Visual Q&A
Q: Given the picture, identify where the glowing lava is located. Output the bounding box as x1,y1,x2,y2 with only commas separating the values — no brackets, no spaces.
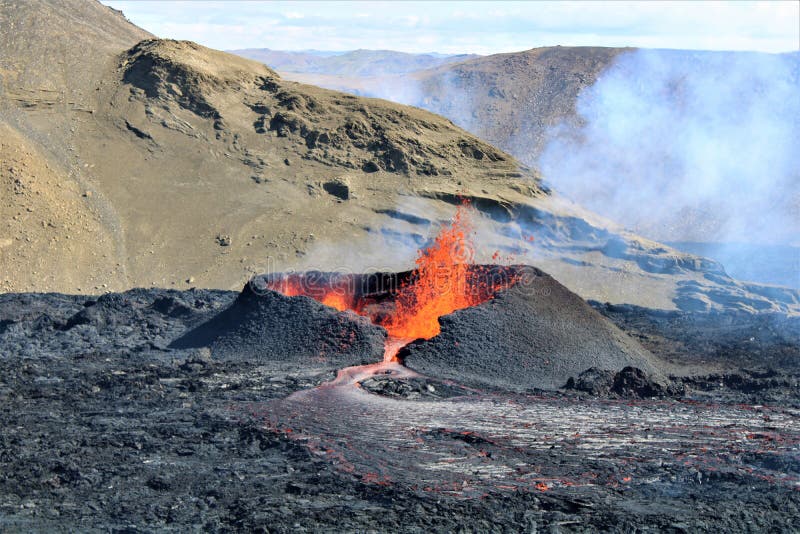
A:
320,292,350,312
383,204,476,340
267,202,519,362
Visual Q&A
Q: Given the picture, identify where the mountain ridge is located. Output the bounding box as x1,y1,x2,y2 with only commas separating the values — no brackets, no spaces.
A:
1,0,796,316
230,48,479,77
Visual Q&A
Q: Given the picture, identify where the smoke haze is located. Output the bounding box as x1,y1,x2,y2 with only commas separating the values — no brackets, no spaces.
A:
539,49,799,248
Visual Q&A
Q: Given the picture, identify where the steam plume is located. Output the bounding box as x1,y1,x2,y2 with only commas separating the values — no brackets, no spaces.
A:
539,48,799,286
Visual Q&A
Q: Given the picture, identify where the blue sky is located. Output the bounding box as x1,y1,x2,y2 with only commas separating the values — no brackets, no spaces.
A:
103,1,799,54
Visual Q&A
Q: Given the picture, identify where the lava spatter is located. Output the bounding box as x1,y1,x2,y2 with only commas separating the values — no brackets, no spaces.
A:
266,202,520,361
383,203,478,341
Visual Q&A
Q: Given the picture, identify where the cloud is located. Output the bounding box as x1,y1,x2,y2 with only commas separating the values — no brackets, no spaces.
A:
103,1,798,54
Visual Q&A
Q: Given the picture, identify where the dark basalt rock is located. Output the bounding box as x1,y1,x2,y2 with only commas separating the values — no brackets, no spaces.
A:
0,289,233,359
592,300,800,370
359,376,475,400
611,366,681,398
322,178,350,200
564,367,616,396
400,266,666,391
566,366,685,398
171,280,386,369
1,281,799,531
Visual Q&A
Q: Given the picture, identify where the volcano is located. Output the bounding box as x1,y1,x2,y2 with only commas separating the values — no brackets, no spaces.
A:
175,204,665,390
175,262,663,390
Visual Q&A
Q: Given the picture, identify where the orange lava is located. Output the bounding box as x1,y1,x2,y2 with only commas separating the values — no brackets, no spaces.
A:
381,337,411,361
267,202,520,362
383,203,477,340
320,292,350,312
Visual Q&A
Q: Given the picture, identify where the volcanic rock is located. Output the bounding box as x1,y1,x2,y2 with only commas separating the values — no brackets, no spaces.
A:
564,367,616,395
322,177,351,200
172,279,386,369
359,376,474,400
565,366,684,398
593,301,800,369
2,284,800,530
400,266,666,391
0,288,234,358
610,366,684,398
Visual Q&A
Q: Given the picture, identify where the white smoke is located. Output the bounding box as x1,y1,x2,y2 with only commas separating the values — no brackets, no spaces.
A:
539,49,800,249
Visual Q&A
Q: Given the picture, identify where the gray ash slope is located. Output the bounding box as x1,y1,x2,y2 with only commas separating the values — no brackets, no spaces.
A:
172,279,386,370
401,266,666,391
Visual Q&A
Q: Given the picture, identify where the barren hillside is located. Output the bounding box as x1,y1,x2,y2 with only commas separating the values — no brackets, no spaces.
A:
272,47,626,161
0,0,795,314
412,46,628,161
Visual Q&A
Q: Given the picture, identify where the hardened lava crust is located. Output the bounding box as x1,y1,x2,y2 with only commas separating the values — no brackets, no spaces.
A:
0,268,799,531
399,266,666,391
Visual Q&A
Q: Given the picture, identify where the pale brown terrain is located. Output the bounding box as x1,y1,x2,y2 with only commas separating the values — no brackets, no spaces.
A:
411,46,628,162
275,46,627,162
0,0,796,314
0,123,121,292
274,48,800,278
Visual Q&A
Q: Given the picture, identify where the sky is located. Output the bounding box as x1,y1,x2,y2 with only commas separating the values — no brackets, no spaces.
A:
102,1,799,55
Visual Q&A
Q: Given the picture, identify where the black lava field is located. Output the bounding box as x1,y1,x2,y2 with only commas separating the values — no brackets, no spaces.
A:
1,268,799,531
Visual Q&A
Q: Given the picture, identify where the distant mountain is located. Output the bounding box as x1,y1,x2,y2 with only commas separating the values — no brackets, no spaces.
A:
238,46,622,159
410,46,627,161
230,48,478,77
